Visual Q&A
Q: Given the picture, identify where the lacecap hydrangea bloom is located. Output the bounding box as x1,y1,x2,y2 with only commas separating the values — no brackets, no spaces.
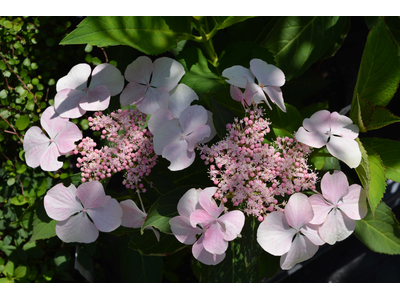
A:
54,63,124,118
44,181,122,243
23,106,82,172
169,187,245,265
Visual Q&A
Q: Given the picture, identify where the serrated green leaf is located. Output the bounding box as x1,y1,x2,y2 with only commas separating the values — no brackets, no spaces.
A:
352,17,400,107
61,16,192,55
362,138,400,182
354,201,400,254
261,16,349,80
213,16,255,30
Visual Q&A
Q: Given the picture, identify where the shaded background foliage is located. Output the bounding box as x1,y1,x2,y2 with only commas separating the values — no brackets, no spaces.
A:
1,16,400,282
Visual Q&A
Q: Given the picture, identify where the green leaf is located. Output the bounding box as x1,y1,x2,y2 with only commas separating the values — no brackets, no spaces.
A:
351,17,400,107
14,266,27,279
15,115,30,131
213,16,255,30
177,47,226,101
362,138,400,182
385,16,400,56
60,16,192,55
142,186,192,234
209,98,238,139
355,139,386,215
203,87,245,119
260,16,349,80
354,202,400,254
263,102,303,137
30,200,57,242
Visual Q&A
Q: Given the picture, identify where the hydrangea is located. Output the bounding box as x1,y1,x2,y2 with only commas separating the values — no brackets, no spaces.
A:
23,106,82,171
44,181,122,243
54,63,124,118
257,193,325,270
295,110,361,168
169,187,245,265
120,56,185,115
222,59,286,111
309,170,368,244
198,107,318,220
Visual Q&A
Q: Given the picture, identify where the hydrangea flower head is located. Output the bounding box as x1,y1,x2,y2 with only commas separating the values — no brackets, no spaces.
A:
309,170,368,245
120,56,185,115
222,58,286,112
44,181,123,243
295,110,361,168
257,193,324,270
23,106,82,171
169,187,245,265
55,63,124,118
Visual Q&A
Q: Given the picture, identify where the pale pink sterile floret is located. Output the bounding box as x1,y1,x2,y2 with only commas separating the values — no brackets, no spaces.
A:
54,63,124,118
44,181,123,243
23,106,82,171
222,58,286,112
295,110,361,168
120,199,147,228
153,105,213,171
257,193,324,270
309,170,368,245
120,56,185,115
169,187,245,265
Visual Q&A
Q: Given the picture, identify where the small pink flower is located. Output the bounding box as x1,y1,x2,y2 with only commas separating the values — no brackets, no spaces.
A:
295,110,361,168
170,187,245,265
44,181,123,243
309,170,368,245
23,106,82,171
257,193,324,270
55,63,124,118
120,56,185,115
222,59,286,111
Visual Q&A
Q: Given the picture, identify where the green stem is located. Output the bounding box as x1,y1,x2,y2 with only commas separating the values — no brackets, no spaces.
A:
191,17,219,67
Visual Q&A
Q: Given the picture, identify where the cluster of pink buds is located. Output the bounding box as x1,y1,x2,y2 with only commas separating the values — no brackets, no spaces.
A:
74,109,157,193
198,107,318,221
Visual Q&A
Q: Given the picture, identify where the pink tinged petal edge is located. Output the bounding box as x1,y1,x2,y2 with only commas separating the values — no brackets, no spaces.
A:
284,193,314,230
308,194,333,225
87,197,122,232
177,188,202,218
246,81,266,106
318,209,356,245
326,136,362,168
257,211,295,256
222,65,255,88
124,56,153,84
301,223,325,246
23,126,50,168
192,235,226,265
136,86,170,115
120,200,147,228
168,83,198,118
90,63,124,96
320,170,350,205
40,106,68,138
162,139,195,171
339,184,368,220
190,209,215,229
218,210,245,240
303,110,332,133
119,81,147,107
295,127,329,149
330,111,359,140
202,222,229,255
56,63,91,92
280,234,319,270
262,86,286,112
230,85,244,104
186,124,211,152
169,216,202,245
198,187,223,219
151,57,185,91
56,212,99,243
44,183,82,221
249,59,286,87
79,85,110,112
39,142,63,172
54,121,82,155
198,110,216,144
54,88,86,119
76,181,108,209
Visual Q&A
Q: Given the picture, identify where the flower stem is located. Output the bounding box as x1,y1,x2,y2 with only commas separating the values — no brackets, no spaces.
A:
191,17,219,67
